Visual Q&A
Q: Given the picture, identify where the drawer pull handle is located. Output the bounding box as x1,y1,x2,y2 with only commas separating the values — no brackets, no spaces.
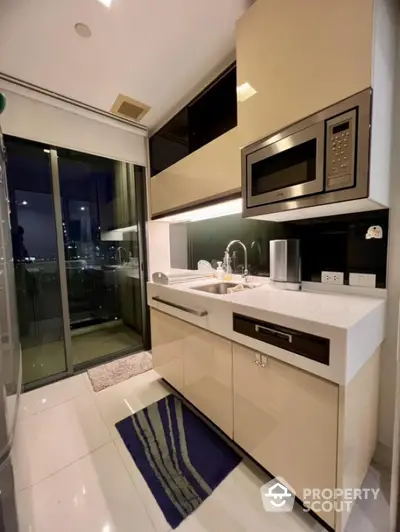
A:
255,324,293,343
152,297,208,317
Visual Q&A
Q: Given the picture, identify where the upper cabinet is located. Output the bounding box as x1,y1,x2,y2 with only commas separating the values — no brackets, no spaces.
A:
150,108,190,178
236,0,375,149
237,0,397,220
150,127,240,217
150,64,239,218
150,65,237,177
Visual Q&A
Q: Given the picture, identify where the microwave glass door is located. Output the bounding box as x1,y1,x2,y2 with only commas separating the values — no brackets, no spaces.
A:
246,122,325,207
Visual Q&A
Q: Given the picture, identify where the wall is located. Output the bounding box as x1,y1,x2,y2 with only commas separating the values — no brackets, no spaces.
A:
187,211,389,287
0,81,147,166
295,212,389,288
170,224,188,269
188,214,291,275
147,221,171,277
381,21,400,459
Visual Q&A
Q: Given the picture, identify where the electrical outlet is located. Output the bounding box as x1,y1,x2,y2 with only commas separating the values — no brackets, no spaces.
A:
349,273,376,288
321,271,344,285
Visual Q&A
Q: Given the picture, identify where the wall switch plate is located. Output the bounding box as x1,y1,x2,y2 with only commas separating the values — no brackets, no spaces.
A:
321,271,344,285
349,273,376,288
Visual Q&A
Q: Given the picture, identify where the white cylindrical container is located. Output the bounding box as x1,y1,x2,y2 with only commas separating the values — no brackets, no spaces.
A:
216,261,225,280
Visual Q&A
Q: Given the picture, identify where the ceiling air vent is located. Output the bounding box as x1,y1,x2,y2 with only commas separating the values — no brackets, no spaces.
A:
111,94,150,121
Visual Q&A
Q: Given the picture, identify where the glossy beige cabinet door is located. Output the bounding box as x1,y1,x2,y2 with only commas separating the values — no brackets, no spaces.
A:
150,309,190,391
183,328,233,437
151,127,240,217
236,0,374,148
233,343,338,528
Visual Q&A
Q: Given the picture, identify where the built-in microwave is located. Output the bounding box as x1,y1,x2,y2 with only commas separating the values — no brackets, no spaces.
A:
242,89,372,217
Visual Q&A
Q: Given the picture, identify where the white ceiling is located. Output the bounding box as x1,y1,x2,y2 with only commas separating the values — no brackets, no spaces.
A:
0,0,249,131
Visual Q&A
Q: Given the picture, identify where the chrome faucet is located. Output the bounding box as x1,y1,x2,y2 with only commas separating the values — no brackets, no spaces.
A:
116,246,129,264
225,240,248,281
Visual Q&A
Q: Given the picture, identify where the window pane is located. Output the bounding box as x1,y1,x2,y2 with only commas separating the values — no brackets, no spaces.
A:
57,149,143,367
5,136,67,384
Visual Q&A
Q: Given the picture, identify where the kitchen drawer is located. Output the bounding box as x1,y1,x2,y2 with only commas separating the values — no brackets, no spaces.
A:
233,313,330,366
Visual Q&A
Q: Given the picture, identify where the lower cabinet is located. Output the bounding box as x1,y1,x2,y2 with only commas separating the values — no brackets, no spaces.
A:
183,327,233,437
151,309,339,528
151,308,234,437
233,343,338,528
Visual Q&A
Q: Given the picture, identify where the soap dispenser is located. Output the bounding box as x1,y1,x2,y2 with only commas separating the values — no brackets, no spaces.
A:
216,261,225,280
223,251,233,281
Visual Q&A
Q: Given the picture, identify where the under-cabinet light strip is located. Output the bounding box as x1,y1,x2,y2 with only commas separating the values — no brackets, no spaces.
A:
157,198,243,223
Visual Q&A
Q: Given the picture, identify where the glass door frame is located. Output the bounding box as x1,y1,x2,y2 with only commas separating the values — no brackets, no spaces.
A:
23,148,150,391
50,149,73,375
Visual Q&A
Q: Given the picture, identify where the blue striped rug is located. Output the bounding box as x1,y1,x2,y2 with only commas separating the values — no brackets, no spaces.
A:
116,394,241,529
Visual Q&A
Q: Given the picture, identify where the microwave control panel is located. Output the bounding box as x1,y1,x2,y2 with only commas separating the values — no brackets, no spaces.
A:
325,109,357,192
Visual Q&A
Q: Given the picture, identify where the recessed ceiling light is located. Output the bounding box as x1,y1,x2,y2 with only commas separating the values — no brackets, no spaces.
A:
96,0,113,6
74,23,92,39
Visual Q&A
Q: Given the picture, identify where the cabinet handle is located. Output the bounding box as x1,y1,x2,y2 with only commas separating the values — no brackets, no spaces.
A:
152,297,208,317
255,324,293,343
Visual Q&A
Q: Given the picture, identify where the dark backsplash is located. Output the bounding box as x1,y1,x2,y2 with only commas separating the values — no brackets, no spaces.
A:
187,210,389,288
188,215,295,276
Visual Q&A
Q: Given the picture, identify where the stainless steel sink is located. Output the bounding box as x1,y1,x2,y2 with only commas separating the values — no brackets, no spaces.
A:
192,282,257,295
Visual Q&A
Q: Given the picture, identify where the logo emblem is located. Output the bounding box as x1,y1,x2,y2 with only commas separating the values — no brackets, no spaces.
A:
261,477,296,513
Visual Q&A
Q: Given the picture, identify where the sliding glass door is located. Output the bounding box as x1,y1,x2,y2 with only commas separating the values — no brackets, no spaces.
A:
5,138,68,385
57,148,145,369
5,136,148,387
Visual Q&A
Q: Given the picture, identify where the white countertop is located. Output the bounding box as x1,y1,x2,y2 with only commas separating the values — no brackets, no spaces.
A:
147,276,386,385
226,285,383,329
169,277,383,329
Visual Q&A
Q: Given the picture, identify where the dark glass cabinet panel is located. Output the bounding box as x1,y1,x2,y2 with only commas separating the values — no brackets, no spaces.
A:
188,67,237,152
150,64,237,177
149,109,189,176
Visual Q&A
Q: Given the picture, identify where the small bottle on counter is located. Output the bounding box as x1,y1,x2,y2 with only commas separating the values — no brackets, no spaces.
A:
216,261,225,280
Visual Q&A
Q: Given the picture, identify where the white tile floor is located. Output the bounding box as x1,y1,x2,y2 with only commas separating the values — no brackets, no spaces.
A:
14,362,390,532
